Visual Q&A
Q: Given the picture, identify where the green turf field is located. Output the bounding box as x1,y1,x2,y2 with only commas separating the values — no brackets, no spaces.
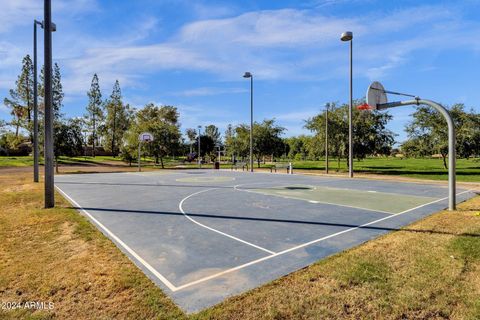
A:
1,156,479,182
290,157,480,182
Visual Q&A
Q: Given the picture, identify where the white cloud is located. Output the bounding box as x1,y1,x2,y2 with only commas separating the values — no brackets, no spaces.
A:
0,0,99,34
2,2,480,121
178,9,363,47
0,0,43,33
60,8,364,94
60,3,480,96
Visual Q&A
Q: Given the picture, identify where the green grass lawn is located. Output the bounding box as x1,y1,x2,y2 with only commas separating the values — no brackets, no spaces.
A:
0,155,124,167
291,157,480,182
0,156,36,167
1,156,479,182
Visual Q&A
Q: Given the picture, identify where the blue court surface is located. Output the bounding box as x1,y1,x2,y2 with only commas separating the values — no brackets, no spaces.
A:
55,170,476,313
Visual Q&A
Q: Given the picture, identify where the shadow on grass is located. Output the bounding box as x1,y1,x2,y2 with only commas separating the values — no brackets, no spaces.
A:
69,206,480,238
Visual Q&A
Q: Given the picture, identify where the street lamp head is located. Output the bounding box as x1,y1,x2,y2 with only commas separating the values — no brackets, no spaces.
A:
37,20,56,32
243,72,252,78
340,31,353,41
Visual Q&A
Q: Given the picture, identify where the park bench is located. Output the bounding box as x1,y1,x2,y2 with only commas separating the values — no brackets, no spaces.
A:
231,162,248,171
270,162,293,174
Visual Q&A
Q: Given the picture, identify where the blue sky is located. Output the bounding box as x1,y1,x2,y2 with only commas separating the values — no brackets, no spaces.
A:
1,0,479,143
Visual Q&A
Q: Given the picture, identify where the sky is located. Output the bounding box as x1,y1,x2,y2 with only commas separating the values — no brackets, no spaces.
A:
1,0,479,143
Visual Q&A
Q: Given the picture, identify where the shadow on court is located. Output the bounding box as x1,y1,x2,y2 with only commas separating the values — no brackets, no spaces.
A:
70,206,480,238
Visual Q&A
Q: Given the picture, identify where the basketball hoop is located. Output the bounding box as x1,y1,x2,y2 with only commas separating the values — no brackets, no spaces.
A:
137,132,153,172
139,132,154,142
366,81,387,110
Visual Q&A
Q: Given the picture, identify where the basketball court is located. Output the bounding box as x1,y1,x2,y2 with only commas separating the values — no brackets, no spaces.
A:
55,170,476,313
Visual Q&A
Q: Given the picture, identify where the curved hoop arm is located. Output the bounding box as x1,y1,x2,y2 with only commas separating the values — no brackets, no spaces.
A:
379,99,456,210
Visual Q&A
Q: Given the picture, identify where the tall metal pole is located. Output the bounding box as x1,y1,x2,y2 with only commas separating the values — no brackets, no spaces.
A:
378,99,456,210
249,76,253,172
425,100,456,210
112,103,116,157
325,104,329,174
348,39,353,178
198,126,201,168
33,21,41,183
138,142,141,172
44,0,54,208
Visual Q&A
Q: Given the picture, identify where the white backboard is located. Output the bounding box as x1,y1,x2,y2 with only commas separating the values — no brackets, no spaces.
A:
139,132,154,142
366,81,388,109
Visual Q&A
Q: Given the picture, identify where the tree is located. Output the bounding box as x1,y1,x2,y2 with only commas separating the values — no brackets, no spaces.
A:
52,63,64,121
196,135,215,159
123,104,181,168
103,80,132,156
204,124,221,145
305,102,347,169
305,101,395,169
120,142,137,166
185,128,197,154
3,55,34,137
0,120,7,135
405,104,480,167
233,119,286,167
454,106,480,159
69,117,89,158
285,135,312,160
85,74,104,157
353,107,395,159
54,118,84,172
224,124,237,160
252,119,286,166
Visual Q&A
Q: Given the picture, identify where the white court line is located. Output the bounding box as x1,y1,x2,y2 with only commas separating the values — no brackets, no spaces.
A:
55,185,178,291
178,188,276,255
233,183,396,215
174,188,475,290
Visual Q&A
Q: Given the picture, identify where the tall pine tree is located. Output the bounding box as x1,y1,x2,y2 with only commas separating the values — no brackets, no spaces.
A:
52,63,64,121
3,55,34,137
36,63,65,156
103,80,132,156
85,74,104,157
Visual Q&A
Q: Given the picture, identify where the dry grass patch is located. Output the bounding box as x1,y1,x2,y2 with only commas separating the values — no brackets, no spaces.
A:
0,172,185,320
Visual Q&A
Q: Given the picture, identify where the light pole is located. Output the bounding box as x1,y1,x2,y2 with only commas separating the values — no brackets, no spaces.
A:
325,103,329,174
33,20,42,183
243,72,253,172
197,125,201,168
341,31,353,178
33,19,56,183
44,0,55,208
